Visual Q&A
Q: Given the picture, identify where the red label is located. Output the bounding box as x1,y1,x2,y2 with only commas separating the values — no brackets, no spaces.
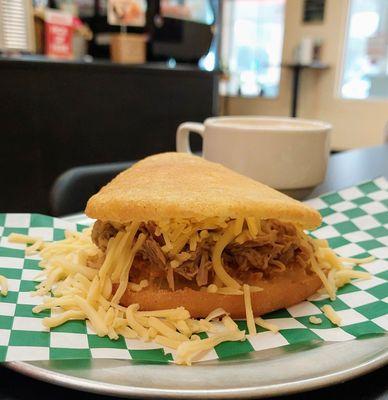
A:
45,10,73,59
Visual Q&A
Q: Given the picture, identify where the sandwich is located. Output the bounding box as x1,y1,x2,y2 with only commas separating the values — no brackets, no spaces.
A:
84,152,340,318
10,152,370,364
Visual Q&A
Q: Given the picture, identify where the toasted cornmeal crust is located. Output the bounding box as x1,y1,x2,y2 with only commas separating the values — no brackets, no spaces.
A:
118,268,322,318
86,152,321,229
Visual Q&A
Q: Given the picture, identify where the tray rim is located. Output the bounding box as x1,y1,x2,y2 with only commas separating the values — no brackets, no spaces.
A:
5,348,388,399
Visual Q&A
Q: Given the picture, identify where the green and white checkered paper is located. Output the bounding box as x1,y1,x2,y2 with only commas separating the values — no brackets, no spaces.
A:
0,178,387,363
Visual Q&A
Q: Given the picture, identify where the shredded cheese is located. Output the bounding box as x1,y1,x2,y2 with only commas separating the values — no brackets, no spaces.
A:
334,269,371,288
254,317,279,333
116,326,138,339
111,233,147,304
243,284,256,336
154,335,182,350
137,307,190,320
246,217,259,237
7,233,44,256
207,284,218,293
249,286,263,293
205,307,228,322
25,239,44,255
126,304,148,338
310,256,336,300
43,310,85,328
233,218,244,235
98,231,124,282
321,305,341,326
212,221,241,289
146,327,159,340
7,233,40,244
74,295,109,336
134,314,150,328
128,279,149,292
222,315,239,332
7,211,372,365
217,287,244,295
176,330,245,365
340,256,375,264
148,317,188,342
0,275,8,296
174,320,191,337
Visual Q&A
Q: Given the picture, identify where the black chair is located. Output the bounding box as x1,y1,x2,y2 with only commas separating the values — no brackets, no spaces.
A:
50,161,135,217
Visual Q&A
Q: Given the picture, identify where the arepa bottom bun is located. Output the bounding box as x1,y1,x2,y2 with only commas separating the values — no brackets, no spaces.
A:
119,267,322,319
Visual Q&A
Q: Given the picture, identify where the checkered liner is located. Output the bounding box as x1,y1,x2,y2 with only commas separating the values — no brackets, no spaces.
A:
0,178,387,363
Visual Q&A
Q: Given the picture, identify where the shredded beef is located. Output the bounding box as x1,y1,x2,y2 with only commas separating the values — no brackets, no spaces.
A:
196,252,211,286
174,261,199,280
91,221,118,251
92,219,311,289
139,237,166,269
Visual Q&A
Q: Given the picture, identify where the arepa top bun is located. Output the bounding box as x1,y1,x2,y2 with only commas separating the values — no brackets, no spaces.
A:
86,152,321,229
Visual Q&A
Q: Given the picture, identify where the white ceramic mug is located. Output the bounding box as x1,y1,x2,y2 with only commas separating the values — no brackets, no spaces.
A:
176,116,331,189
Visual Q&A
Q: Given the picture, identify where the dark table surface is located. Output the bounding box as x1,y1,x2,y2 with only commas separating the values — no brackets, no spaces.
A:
283,143,388,200
1,144,387,400
310,143,388,197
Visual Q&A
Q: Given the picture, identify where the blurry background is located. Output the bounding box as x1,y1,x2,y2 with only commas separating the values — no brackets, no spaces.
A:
0,0,387,213
220,0,388,150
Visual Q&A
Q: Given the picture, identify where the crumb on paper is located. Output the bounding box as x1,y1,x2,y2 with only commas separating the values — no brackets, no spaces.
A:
309,316,322,325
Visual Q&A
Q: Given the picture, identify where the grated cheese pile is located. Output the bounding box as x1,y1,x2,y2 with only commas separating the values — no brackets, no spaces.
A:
7,216,372,365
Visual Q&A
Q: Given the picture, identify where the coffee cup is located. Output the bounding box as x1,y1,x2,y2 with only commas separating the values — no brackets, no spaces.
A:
176,116,331,190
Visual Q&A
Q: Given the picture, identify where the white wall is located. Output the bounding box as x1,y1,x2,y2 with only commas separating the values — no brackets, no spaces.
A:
222,0,388,150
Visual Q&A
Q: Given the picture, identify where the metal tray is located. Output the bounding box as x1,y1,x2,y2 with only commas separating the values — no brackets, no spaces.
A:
5,214,388,398
6,336,388,398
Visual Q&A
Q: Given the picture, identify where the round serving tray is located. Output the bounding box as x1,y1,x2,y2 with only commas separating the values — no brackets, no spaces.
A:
7,336,388,398
6,214,388,398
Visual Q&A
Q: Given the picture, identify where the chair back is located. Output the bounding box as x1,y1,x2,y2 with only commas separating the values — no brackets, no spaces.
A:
50,162,133,216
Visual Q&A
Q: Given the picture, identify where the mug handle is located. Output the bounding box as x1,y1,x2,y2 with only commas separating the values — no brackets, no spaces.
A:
176,122,205,154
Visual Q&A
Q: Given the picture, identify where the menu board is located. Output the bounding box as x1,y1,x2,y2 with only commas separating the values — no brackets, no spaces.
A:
160,0,214,25
107,0,146,27
303,0,325,23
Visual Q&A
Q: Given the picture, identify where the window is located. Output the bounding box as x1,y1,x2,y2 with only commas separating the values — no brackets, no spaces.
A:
340,0,388,99
221,0,285,98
